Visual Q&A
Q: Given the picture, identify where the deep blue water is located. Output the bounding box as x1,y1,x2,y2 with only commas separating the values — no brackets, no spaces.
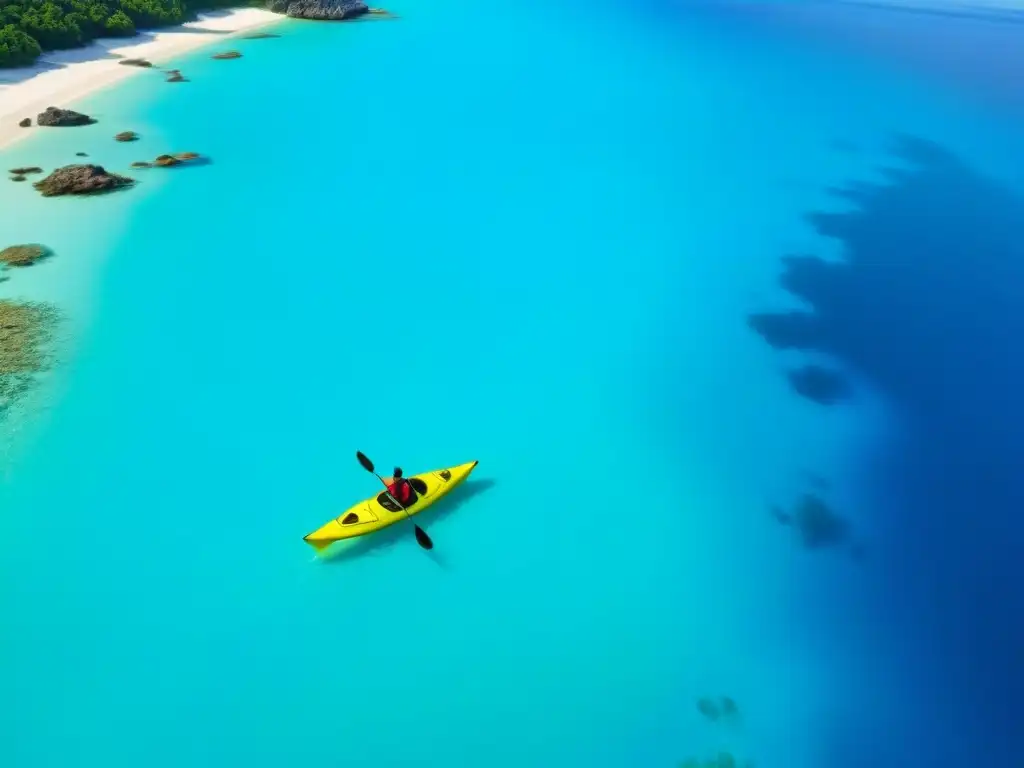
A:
2,1,1024,767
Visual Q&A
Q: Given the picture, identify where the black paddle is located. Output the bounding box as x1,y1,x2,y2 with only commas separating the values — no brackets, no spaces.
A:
356,450,434,550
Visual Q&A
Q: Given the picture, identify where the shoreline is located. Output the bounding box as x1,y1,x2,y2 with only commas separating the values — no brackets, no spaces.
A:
0,8,283,154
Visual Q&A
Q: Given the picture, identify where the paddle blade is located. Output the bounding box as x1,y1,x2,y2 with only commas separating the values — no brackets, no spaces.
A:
356,451,375,473
414,525,434,550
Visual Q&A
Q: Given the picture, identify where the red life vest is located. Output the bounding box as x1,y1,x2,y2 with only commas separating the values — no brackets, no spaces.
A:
387,479,412,505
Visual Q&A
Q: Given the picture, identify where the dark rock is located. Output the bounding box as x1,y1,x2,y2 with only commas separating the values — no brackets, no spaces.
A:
240,31,281,38
792,493,849,549
211,50,242,60
153,154,181,167
0,244,49,267
32,164,134,197
115,131,139,142
10,176,26,182
130,161,152,169
19,118,31,128
696,697,721,721
166,72,187,83
276,0,369,20
8,167,42,175
786,364,851,405
119,58,153,68
719,696,739,717
37,106,96,127
75,152,88,157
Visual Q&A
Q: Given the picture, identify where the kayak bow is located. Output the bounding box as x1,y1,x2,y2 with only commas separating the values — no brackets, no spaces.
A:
303,460,479,551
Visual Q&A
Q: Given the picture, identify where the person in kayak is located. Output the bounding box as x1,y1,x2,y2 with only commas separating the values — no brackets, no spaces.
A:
387,467,418,507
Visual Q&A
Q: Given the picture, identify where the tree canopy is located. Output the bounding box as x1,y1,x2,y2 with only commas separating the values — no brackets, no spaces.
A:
0,0,250,67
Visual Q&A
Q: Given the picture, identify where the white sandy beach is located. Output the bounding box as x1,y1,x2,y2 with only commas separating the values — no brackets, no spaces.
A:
0,8,282,153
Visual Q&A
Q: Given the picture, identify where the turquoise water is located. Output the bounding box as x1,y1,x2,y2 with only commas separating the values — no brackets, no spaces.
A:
3,2,1024,766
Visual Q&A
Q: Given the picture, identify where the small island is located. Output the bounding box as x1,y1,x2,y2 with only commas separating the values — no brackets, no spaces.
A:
37,106,96,127
33,164,134,197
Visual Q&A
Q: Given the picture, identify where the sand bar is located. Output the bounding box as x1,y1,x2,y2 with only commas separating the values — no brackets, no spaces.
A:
0,8,282,153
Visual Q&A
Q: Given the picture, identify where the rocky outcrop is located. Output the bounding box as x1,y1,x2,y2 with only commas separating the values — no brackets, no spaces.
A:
119,58,153,67
141,152,203,168
0,245,49,267
8,167,42,175
211,50,242,60
269,0,368,20
115,131,139,142
32,164,134,197
37,106,96,127
19,118,31,128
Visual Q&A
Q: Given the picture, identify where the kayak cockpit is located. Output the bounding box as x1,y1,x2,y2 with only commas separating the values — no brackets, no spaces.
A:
375,477,429,512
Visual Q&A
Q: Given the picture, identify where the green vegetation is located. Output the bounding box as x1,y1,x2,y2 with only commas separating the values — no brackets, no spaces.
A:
0,0,256,68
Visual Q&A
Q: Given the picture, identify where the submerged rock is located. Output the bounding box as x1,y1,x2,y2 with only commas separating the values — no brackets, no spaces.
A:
174,152,200,160
10,175,26,182
211,50,242,60
272,0,369,20
793,493,849,549
367,6,398,17
115,131,139,142
240,31,281,38
32,164,134,197
697,697,721,721
787,364,850,405
8,167,42,175
166,71,187,83
0,244,48,267
75,152,88,157
719,696,739,718
37,106,96,127
19,117,31,128
130,161,152,169
0,299,59,409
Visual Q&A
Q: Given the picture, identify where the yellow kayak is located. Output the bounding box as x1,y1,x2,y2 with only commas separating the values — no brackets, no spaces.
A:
303,460,479,551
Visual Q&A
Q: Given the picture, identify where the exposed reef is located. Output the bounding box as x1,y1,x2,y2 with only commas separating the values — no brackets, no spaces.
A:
115,131,139,142
37,106,96,127
33,164,133,197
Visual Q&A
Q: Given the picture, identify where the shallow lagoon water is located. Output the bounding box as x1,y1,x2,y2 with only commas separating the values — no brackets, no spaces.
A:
2,1,1024,766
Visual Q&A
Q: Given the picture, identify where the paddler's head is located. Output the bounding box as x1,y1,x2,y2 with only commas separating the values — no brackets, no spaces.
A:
393,467,403,479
